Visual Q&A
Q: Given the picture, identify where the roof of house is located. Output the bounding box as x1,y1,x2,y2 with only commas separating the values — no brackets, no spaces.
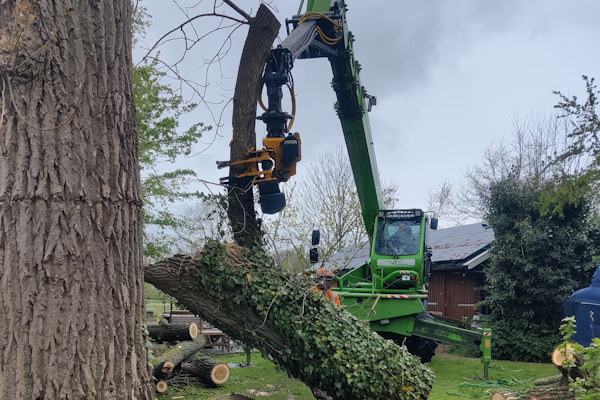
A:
429,222,495,266
320,241,371,272
317,222,495,272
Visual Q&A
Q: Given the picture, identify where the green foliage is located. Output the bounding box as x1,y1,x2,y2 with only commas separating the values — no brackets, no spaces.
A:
183,241,435,399
554,76,600,173
484,175,599,362
132,2,151,46
559,316,600,399
536,174,592,218
144,283,175,303
545,75,600,218
133,59,212,258
134,60,208,168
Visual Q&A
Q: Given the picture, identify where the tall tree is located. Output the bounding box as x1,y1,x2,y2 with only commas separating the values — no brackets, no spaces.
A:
484,175,599,362
134,59,210,259
537,75,600,219
430,113,580,224
0,1,153,398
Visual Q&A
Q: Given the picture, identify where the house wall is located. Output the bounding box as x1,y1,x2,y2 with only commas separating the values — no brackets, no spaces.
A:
428,270,481,320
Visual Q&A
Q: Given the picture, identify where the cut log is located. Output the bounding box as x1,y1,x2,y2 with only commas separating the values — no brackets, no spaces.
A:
161,361,175,375
534,374,566,386
491,391,518,400
144,242,435,400
149,337,206,380
181,356,231,386
155,380,168,393
147,322,198,342
551,343,585,381
491,384,576,400
522,384,575,399
551,343,576,367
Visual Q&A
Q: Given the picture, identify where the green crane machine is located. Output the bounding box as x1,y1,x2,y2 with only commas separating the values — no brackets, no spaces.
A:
223,0,492,374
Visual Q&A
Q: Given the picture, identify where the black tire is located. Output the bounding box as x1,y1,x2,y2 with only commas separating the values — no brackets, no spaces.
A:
405,336,438,363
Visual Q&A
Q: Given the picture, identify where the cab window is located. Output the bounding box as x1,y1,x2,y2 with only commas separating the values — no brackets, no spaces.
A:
375,219,421,256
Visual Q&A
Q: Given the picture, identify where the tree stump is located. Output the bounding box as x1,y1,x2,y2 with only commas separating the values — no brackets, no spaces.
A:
181,356,231,386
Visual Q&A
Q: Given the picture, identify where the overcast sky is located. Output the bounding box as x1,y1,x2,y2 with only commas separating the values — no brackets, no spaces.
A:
137,0,600,218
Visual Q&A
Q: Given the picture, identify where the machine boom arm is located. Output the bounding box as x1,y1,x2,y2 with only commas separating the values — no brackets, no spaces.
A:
261,0,384,237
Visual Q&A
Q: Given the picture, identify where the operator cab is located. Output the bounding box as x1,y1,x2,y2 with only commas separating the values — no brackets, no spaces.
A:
370,210,427,291
375,210,426,257
376,218,421,256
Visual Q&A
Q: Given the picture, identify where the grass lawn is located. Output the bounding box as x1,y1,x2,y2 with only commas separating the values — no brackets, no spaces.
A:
156,351,558,400
156,352,314,400
428,353,556,399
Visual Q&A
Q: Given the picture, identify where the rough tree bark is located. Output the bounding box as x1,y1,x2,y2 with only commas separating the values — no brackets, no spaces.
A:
0,1,154,398
144,243,435,400
227,4,280,248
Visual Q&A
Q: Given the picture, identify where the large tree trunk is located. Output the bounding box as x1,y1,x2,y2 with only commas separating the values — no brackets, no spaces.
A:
228,4,280,248
144,242,435,400
0,1,153,399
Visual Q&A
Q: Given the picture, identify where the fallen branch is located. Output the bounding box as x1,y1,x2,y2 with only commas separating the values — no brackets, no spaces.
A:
144,241,434,400
147,322,199,342
150,337,206,380
181,356,231,386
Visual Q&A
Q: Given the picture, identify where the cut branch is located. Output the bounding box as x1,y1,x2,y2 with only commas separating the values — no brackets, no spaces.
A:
143,242,434,399
181,356,231,386
147,322,199,342
150,337,207,380
222,0,253,23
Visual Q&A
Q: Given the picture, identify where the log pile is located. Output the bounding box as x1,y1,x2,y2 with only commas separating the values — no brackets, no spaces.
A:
491,344,582,400
144,241,435,400
491,384,575,400
148,334,231,393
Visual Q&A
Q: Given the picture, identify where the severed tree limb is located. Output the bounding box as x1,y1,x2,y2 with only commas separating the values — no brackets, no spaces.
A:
150,337,207,380
155,380,168,393
147,322,198,342
228,4,281,248
181,356,231,386
144,242,434,400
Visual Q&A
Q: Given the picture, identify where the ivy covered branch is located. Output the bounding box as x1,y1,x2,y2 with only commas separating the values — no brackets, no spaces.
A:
144,242,434,400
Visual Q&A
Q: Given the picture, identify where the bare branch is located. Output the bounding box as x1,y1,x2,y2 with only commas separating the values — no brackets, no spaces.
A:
139,12,248,65
221,0,253,22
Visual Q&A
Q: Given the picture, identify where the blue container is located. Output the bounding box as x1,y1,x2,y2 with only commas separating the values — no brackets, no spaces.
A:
564,266,600,347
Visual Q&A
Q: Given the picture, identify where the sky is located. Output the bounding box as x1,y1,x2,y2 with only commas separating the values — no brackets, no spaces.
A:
136,0,600,217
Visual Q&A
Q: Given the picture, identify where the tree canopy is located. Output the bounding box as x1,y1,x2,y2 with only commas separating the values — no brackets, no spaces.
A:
484,174,599,362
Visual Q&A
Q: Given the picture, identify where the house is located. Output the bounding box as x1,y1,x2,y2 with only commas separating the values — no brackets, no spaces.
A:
319,222,495,322
427,223,494,321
